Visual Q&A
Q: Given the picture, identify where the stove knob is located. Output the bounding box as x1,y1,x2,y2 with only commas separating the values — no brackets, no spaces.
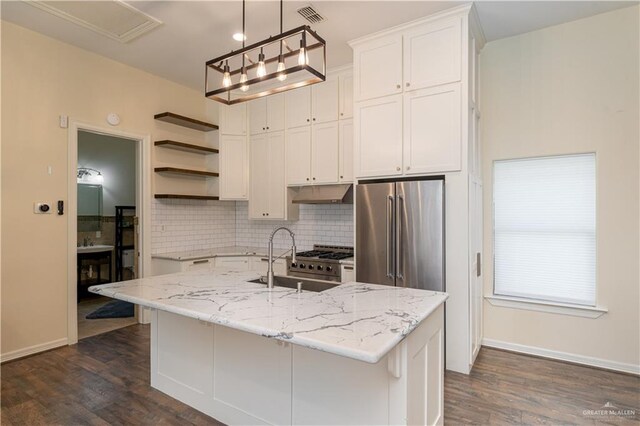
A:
326,266,332,272
291,262,297,268
308,264,314,270
299,263,305,269
317,265,324,271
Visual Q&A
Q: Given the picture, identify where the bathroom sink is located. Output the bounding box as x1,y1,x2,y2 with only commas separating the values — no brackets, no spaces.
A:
248,276,338,293
77,245,114,254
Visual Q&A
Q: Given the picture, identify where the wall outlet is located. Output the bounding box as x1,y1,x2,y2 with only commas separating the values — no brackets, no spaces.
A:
34,202,52,214
96,231,101,238
59,115,68,128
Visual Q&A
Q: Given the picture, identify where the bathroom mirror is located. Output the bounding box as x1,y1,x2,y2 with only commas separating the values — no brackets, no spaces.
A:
77,184,103,231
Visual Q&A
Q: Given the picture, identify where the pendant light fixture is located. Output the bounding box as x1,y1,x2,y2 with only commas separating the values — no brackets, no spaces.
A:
205,0,326,105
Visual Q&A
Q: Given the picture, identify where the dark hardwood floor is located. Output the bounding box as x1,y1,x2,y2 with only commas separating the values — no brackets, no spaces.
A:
1,324,638,425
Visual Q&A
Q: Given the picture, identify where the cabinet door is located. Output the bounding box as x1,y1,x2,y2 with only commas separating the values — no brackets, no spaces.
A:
339,74,354,119
220,103,247,135
220,134,248,200
311,121,339,184
286,126,312,186
214,256,250,272
469,178,483,365
182,258,213,272
354,33,402,101
267,131,286,219
355,94,403,178
339,119,354,183
249,98,267,134
285,87,311,128
403,18,462,92
312,80,339,124
267,93,285,132
249,134,270,219
404,83,461,174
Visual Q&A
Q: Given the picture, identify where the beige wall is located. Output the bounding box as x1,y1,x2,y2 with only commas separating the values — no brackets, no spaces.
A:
480,6,639,370
1,21,216,357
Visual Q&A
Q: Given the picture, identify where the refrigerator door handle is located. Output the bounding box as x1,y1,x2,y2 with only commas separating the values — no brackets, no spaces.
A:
396,194,404,281
386,195,395,278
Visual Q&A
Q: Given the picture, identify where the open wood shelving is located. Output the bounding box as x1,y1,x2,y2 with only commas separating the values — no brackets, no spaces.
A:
154,167,219,178
155,140,219,154
154,112,218,132
155,194,220,201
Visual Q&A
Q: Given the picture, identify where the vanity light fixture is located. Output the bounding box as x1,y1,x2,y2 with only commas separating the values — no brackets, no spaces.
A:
205,0,326,105
77,167,104,185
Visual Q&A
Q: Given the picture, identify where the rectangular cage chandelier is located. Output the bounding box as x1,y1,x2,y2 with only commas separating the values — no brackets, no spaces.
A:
205,1,326,105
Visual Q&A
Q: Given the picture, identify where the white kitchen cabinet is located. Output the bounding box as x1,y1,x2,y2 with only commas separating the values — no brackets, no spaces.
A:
151,257,213,275
339,119,354,183
339,74,354,119
403,83,461,174
214,256,250,271
311,80,339,124
219,134,248,200
340,264,355,283
220,103,246,135
354,33,403,102
249,131,290,220
286,126,312,186
403,17,462,92
355,94,403,178
285,87,311,128
311,121,339,184
469,177,483,364
251,257,286,276
249,94,285,134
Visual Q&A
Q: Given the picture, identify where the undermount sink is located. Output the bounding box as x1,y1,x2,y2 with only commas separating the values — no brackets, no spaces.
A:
77,244,114,254
249,276,339,293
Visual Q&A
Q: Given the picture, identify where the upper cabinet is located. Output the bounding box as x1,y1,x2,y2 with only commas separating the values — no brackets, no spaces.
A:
220,134,248,200
339,75,354,119
354,34,403,101
249,93,285,134
403,17,462,92
285,88,312,129
220,104,247,135
350,9,473,179
311,80,339,124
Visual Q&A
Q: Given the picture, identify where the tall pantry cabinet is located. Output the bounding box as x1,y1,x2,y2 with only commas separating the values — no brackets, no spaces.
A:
349,4,485,374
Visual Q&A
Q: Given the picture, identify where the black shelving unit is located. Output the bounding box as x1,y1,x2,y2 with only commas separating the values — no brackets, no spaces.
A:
115,206,136,281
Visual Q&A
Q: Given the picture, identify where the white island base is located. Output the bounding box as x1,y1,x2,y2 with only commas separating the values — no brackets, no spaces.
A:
150,305,444,426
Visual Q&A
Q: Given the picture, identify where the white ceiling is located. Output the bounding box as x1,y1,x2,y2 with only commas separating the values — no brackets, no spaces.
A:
2,1,636,91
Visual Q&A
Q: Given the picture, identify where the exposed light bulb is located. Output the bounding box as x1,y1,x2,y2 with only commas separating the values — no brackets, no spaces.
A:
239,68,249,92
222,62,232,88
232,33,247,42
256,50,267,78
298,39,308,66
276,57,287,81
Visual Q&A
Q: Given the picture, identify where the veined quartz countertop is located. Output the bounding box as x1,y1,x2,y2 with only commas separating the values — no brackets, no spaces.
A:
89,270,447,363
151,246,289,261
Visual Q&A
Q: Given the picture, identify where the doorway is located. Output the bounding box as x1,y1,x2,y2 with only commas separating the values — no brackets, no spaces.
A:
67,122,151,344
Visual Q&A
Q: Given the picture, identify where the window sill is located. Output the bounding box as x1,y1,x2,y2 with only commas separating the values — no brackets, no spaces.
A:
485,295,608,318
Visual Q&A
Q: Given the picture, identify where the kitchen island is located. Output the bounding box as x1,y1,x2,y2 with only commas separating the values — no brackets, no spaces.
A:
90,270,447,425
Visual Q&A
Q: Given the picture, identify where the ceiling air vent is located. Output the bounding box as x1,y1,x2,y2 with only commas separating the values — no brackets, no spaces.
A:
297,5,326,24
25,0,162,43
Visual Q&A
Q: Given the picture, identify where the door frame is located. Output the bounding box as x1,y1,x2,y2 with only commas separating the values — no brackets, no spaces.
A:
67,120,151,345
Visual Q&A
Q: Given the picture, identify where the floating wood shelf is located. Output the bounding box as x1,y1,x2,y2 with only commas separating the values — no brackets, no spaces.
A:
155,194,220,200
154,112,218,132
155,140,219,154
154,167,219,178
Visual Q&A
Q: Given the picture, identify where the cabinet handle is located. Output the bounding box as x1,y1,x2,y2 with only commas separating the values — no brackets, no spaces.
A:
340,175,344,179
306,178,310,181
267,126,270,130
396,166,401,171
313,118,316,121
406,166,411,171
340,113,344,116
396,84,401,89
312,177,316,180
406,82,410,87
192,259,209,265
306,118,310,122
262,127,265,130
344,266,354,271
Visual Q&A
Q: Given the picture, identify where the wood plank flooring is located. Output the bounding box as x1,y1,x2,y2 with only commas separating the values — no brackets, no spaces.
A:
2,324,638,425
77,296,137,340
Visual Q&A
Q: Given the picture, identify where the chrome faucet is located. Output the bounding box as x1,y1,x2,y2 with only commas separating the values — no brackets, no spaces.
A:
267,227,296,290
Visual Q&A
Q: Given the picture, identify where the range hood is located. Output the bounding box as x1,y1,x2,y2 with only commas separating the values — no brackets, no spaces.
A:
292,184,353,204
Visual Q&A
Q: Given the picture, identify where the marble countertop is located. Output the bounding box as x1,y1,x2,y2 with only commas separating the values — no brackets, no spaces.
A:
151,246,289,261
89,270,447,363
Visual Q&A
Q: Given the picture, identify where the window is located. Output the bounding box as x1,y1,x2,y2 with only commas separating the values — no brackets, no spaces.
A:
493,154,596,306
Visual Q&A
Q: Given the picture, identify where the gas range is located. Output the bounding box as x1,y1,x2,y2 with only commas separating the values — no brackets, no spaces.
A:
287,245,354,282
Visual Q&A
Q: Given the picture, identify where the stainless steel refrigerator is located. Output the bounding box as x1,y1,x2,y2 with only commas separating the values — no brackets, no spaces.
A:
356,178,444,291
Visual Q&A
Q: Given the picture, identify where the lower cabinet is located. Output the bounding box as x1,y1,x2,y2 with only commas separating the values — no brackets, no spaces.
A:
214,256,250,272
152,256,287,276
251,257,286,276
340,264,355,283
151,257,214,275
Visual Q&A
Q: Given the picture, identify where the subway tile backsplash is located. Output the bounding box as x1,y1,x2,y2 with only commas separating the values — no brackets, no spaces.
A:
151,199,354,254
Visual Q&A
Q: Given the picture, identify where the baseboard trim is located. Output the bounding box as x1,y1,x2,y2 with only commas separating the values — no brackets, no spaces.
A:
1,338,68,363
482,338,640,376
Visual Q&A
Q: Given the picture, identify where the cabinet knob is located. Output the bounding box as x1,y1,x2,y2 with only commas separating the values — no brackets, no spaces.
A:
406,82,410,87
262,127,265,130
312,118,316,121
266,213,269,216
406,166,411,170
306,118,310,122
396,84,401,89
267,126,270,130
340,175,344,179
312,177,316,180
396,166,401,171
340,113,344,116
306,178,310,181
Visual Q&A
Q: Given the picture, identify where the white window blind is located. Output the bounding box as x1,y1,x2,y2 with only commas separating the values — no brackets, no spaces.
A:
493,154,596,306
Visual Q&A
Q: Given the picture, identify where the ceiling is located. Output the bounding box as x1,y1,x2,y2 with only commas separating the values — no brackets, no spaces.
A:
2,1,636,91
